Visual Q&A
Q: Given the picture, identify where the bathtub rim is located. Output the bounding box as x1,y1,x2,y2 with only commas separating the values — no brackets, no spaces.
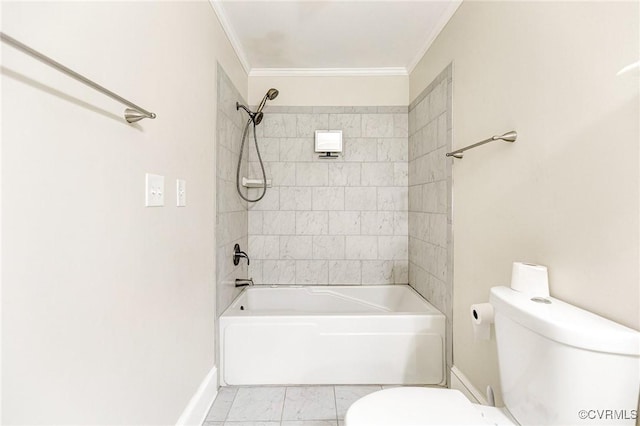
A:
220,284,445,318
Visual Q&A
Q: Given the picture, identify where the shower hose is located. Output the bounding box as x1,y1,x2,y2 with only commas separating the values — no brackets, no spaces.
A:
236,118,267,203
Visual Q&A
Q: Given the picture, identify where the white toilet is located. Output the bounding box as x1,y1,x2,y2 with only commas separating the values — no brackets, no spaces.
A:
345,286,640,425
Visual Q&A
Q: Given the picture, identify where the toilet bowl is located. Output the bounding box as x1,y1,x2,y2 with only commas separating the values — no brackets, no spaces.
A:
345,387,515,426
345,286,640,426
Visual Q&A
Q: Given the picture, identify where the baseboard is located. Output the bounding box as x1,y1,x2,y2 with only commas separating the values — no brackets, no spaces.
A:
450,365,487,405
176,365,218,426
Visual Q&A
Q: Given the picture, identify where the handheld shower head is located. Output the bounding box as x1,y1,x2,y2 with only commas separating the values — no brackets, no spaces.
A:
266,88,279,100
236,88,279,125
256,88,279,114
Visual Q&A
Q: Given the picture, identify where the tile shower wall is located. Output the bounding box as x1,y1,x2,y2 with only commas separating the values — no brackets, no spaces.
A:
408,65,453,372
246,106,409,285
216,64,249,315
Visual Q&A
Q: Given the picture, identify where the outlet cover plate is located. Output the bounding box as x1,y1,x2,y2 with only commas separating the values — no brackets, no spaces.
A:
145,173,164,207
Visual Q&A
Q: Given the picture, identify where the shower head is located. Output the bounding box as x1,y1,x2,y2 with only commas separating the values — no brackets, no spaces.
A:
256,88,279,114
236,88,279,125
266,88,279,101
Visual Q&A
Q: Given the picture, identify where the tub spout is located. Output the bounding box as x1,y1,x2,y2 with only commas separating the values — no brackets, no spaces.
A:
235,278,254,288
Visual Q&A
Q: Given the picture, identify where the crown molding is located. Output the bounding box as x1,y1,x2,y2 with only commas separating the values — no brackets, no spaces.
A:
209,0,251,74
249,67,408,77
211,0,462,77
406,0,463,74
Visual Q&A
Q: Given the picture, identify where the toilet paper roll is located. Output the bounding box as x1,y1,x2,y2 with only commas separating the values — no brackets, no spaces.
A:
511,262,549,297
470,303,494,341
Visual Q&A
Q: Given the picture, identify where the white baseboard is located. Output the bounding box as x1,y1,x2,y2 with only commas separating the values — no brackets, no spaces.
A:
176,365,218,426
450,365,487,405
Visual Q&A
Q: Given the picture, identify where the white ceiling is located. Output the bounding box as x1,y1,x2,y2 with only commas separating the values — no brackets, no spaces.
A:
212,1,462,76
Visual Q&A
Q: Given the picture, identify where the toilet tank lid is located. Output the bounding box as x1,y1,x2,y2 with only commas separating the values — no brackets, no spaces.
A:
489,286,640,356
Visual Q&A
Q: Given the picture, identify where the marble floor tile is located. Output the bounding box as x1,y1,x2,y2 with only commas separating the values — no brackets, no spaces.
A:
205,387,238,421
226,387,286,422
334,385,382,419
282,386,337,421
282,421,338,426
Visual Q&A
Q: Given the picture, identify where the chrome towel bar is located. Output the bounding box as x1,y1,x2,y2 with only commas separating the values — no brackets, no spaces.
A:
1,32,156,123
446,130,517,159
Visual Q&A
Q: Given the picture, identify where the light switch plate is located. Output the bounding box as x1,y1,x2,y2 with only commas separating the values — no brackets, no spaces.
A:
176,179,186,207
145,173,164,207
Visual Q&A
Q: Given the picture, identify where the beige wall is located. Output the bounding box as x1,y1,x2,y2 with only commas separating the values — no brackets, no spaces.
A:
410,1,639,404
1,1,246,424
249,75,408,106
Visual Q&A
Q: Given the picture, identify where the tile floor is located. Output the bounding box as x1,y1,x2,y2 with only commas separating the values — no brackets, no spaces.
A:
203,385,387,426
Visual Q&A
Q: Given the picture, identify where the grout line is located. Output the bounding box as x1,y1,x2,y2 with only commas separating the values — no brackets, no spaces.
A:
224,387,239,423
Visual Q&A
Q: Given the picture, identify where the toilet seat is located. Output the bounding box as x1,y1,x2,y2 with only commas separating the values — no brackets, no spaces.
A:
344,387,516,426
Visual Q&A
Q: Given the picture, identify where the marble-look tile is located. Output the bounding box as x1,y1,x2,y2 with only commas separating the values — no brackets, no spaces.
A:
297,163,328,186
249,235,280,259
249,211,263,235
328,211,361,235
297,113,329,137
249,137,280,162
205,386,238,421
223,422,279,426
280,138,315,162
334,386,382,419
343,138,377,162
408,184,422,212
344,187,377,211
378,106,407,113
262,211,296,235
394,260,409,284
247,187,280,211
282,386,337,421
361,260,394,284
360,211,393,236
329,114,361,138
280,236,313,260
249,260,264,284
377,187,408,211
328,163,361,186
361,163,394,187
393,113,409,137
269,162,296,186
328,260,361,285
282,421,338,426
295,211,328,235
377,138,408,162
263,260,296,284
312,236,346,259
226,387,285,422
378,236,408,260
313,106,345,114
296,260,329,285
345,236,378,260
393,211,408,236
312,187,345,211
280,187,312,211
263,113,297,138
394,162,408,187
203,422,223,426
362,114,394,138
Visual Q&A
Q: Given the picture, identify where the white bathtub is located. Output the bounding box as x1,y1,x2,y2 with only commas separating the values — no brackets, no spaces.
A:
219,285,445,386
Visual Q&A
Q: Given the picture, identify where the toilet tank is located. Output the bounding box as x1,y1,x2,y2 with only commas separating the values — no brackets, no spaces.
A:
490,286,639,426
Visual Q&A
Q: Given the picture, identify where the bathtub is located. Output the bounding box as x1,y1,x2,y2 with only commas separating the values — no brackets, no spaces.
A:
219,285,445,386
